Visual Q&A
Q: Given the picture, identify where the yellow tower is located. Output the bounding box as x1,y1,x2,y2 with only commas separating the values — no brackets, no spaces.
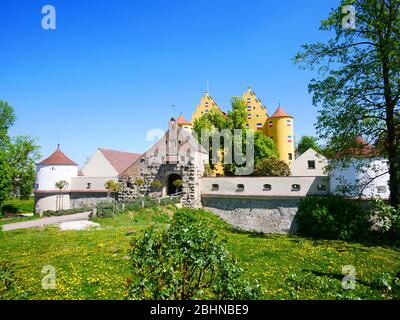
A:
242,87,269,134
191,91,224,122
267,105,295,164
176,115,193,133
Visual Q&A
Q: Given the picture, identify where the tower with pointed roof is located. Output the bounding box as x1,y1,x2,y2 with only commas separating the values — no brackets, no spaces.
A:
267,105,295,164
34,146,78,213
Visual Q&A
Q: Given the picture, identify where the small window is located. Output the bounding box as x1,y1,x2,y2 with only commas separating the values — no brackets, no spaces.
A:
87,183,91,189
205,109,209,113
248,114,252,118
288,153,293,161
317,184,327,191
377,186,387,193
140,158,145,163
247,98,251,102
263,184,272,191
36,184,39,189
205,102,209,106
211,184,219,191
288,135,293,142
257,123,262,128
292,184,301,191
246,124,249,128
287,119,292,126
247,106,251,111
269,121,273,127
308,160,316,169
236,184,245,192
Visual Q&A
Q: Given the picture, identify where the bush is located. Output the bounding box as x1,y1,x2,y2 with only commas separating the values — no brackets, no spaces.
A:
296,196,371,241
125,209,261,300
0,260,18,300
252,158,291,177
372,199,400,239
42,207,90,217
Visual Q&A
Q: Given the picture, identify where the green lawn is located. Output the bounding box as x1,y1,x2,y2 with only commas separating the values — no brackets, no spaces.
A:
1,198,34,214
0,205,399,300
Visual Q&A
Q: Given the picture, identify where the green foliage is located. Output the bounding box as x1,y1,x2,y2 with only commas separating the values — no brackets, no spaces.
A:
226,97,247,130
297,136,323,155
126,209,261,300
0,260,18,300
373,199,400,239
105,180,122,193
252,158,291,177
55,180,69,190
42,207,90,217
294,0,400,206
134,178,145,187
0,150,10,207
0,100,16,144
296,196,371,241
253,131,279,166
150,179,162,189
172,179,183,188
1,198,34,215
7,136,41,199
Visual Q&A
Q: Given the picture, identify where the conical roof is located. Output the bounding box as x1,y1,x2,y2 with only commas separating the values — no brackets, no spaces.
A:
176,115,191,125
38,146,78,166
270,105,292,118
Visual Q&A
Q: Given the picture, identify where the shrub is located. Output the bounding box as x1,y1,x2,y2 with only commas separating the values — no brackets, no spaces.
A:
252,158,291,177
296,196,371,241
125,209,261,300
42,207,90,217
372,199,400,239
0,260,18,300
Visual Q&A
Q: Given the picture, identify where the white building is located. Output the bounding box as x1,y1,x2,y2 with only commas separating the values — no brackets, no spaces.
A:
329,158,390,200
290,148,328,177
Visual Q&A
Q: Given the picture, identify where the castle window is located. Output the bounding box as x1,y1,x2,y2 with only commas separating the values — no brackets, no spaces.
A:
236,184,245,192
205,109,209,113
140,158,145,163
211,184,219,191
292,184,301,191
263,184,272,191
377,186,387,193
257,123,262,128
248,114,251,119
247,98,251,102
87,183,91,189
317,184,327,191
269,121,273,127
308,160,316,169
36,184,39,189
288,153,293,161
287,119,292,126
247,106,251,111
246,124,249,128
288,135,293,143
205,102,209,106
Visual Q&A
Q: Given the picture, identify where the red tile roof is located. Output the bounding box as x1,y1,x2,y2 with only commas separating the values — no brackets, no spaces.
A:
270,106,292,118
38,148,78,166
176,115,191,126
99,148,141,174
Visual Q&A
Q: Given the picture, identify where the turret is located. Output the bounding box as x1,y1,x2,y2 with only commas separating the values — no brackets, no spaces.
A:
267,106,295,164
35,145,78,192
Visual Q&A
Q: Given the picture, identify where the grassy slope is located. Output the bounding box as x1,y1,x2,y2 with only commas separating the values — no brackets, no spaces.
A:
1,198,34,214
0,205,399,300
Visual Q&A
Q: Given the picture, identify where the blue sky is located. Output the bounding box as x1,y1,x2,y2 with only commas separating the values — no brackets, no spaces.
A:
0,0,339,166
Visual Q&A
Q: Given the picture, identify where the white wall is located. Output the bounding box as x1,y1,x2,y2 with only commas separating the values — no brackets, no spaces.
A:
35,165,78,191
70,176,117,190
202,176,330,198
330,158,390,199
81,149,118,177
290,148,328,176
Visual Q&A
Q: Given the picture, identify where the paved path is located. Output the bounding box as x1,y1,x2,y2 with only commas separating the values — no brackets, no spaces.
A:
3,212,91,231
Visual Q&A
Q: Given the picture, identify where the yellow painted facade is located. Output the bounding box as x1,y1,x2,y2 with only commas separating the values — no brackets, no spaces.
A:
242,87,269,134
191,91,224,123
266,110,295,164
180,88,295,176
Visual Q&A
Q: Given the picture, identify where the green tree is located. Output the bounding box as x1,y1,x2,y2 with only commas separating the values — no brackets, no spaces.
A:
294,0,400,207
253,158,291,177
297,135,322,155
254,131,279,166
7,136,41,199
0,151,10,207
125,209,261,300
105,180,122,200
0,100,16,146
55,180,69,211
226,97,248,130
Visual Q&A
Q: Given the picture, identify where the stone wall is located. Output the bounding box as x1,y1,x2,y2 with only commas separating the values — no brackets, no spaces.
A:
202,196,300,234
70,192,110,208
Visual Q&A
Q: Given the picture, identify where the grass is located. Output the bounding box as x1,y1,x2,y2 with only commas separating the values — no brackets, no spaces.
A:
1,198,34,214
0,205,399,300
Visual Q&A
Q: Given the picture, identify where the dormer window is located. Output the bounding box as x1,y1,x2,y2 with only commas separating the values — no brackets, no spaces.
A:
308,160,316,169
